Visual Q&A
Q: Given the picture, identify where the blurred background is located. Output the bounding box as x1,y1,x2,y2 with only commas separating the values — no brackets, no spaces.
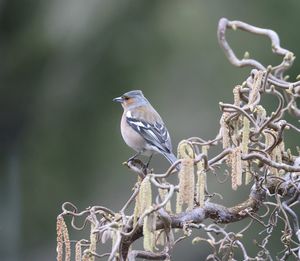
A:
0,0,299,260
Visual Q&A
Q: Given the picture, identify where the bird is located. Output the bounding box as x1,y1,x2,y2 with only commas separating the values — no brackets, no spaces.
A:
113,90,178,169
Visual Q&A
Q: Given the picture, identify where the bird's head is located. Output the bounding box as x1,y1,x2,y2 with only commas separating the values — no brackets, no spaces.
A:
113,90,147,109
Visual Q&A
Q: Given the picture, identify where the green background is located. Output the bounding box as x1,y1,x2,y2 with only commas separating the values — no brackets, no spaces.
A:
1,0,299,260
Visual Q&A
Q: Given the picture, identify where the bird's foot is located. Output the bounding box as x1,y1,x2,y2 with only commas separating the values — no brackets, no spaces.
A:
123,158,149,178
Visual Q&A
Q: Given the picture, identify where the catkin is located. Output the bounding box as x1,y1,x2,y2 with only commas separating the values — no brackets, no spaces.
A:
176,159,194,212
241,116,251,184
56,216,71,261
221,113,230,149
133,177,142,225
248,71,263,110
143,214,155,252
75,241,82,261
236,147,242,186
140,176,152,214
89,223,97,261
241,117,250,154
62,217,71,261
56,216,64,261
233,85,241,106
196,146,208,207
231,147,242,190
176,141,195,212
256,105,267,126
196,169,206,207
138,176,154,251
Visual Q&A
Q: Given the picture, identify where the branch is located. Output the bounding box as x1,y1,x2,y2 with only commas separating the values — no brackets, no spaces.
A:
56,18,300,261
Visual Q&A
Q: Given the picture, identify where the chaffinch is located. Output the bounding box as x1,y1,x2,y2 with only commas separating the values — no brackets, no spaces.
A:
113,90,178,168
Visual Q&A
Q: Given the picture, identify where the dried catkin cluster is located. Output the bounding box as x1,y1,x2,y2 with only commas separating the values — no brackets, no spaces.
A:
175,141,209,211
220,70,275,190
56,18,300,260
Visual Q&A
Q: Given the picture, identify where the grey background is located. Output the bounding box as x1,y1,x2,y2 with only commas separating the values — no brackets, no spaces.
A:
0,0,299,260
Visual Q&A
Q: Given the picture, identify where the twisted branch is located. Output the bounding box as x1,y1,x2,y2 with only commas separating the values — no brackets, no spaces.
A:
56,18,300,261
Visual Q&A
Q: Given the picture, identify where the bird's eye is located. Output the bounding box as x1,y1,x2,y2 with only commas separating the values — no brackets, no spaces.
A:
124,96,130,101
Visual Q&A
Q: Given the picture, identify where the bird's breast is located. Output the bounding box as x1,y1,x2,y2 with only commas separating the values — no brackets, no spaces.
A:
121,113,146,152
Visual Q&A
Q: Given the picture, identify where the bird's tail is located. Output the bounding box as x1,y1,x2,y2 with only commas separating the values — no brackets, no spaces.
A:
163,153,180,170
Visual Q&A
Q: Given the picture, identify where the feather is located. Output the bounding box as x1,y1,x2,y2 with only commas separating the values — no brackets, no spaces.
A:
126,116,172,154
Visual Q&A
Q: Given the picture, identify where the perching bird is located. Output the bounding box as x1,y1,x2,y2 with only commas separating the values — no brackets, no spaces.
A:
113,90,178,168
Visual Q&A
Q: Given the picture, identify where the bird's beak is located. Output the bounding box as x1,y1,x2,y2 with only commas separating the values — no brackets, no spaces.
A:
113,96,123,103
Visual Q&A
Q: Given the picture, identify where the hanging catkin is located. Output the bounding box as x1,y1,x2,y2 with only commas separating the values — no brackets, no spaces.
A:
176,141,195,213
256,105,267,126
56,215,71,261
221,112,230,149
56,216,63,261
133,176,142,225
88,223,97,261
75,241,82,261
231,146,242,190
143,212,156,252
248,71,263,110
140,176,152,213
196,145,208,207
241,116,251,184
233,85,241,106
136,176,155,252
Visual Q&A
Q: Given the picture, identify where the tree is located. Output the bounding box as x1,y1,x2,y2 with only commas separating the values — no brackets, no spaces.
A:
56,18,300,260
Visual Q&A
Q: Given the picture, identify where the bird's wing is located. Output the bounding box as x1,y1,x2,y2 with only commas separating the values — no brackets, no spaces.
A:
126,116,172,154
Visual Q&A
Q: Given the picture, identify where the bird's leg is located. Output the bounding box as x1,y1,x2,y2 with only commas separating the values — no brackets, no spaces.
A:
125,152,149,175
145,153,153,168
127,151,141,162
